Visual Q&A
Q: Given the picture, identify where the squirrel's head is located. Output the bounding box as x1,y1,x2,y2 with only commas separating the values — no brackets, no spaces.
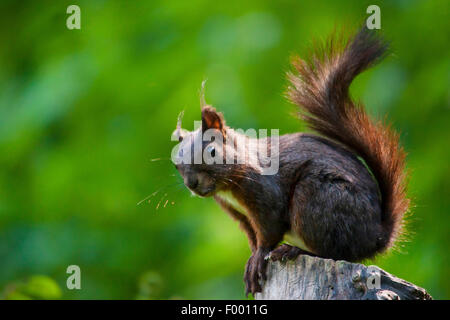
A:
171,105,233,197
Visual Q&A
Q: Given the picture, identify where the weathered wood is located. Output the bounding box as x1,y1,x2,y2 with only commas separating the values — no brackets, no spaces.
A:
254,255,432,300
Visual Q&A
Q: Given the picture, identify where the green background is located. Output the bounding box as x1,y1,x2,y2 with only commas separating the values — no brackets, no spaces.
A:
0,0,448,299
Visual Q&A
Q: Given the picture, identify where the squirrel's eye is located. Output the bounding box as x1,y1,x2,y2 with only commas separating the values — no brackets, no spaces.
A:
207,145,215,157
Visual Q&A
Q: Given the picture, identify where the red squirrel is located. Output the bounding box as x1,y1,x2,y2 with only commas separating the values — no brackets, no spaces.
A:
172,28,409,296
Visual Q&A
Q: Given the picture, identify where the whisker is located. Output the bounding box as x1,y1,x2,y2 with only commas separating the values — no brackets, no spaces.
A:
137,181,182,206
157,183,187,210
149,157,172,162
156,193,167,210
137,190,159,206
225,173,260,184
221,177,246,193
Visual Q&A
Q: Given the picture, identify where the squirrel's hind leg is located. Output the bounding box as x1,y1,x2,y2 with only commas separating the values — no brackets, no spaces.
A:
289,172,384,261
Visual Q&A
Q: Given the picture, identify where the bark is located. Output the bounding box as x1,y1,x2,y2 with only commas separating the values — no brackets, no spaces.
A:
254,255,432,300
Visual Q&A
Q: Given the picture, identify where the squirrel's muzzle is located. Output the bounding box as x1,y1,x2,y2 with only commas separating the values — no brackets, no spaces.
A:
184,176,199,190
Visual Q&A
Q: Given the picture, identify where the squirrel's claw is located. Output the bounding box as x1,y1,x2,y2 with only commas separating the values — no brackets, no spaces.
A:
244,249,269,297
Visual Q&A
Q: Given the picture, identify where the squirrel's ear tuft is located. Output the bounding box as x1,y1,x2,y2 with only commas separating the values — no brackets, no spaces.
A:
201,106,225,132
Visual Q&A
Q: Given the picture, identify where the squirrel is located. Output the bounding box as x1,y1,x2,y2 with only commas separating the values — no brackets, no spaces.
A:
172,27,409,296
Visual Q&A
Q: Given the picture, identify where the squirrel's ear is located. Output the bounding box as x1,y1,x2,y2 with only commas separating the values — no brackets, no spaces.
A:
201,106,225,132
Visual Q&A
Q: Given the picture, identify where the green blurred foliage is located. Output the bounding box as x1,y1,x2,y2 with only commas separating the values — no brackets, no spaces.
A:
136,271,163,300
2,275,62,300
0,0,448,299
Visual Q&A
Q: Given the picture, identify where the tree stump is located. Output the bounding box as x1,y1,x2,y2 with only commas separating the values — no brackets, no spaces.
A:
254,255,432,300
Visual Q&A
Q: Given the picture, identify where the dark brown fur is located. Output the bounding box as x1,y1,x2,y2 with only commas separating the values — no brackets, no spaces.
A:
173,28,410,296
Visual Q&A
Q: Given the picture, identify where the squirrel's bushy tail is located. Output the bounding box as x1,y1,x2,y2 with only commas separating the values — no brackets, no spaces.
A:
287,27,409,250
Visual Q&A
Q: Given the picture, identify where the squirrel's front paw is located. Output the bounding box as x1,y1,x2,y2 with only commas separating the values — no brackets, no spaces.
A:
244,249,269,296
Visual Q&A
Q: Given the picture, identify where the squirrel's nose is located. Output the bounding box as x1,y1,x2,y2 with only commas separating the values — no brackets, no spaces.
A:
185,177,198,190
